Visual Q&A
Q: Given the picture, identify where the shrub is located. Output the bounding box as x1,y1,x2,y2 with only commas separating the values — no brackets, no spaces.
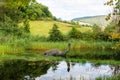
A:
23,18,30,33
0,16,23,37
48,24,64,41
68,27,81,39
79,32,94,40
94,32,110,41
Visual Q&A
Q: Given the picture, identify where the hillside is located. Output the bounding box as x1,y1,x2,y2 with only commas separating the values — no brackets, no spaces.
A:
72,15,111,27
29,20,92,36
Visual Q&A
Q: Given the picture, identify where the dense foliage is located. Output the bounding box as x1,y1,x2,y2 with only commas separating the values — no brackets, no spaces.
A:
48,24,64,41
68,27,81,39
0,16,23,36
19,3,53,20
0,0,53,38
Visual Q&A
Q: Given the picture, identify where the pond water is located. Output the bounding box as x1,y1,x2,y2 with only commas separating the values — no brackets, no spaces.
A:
0,60,120,80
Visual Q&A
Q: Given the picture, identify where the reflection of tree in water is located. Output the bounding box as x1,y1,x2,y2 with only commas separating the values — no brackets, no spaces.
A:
0,60,53,80
51,61,59,71
51,61,71,72
110,65,120,75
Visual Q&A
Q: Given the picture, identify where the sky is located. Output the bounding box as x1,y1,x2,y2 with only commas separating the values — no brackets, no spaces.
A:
37,0,112,20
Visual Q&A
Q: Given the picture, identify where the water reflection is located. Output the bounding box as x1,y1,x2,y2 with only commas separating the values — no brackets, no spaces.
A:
37,61,120,80
0,60,120,80
0,60,52,80
110,65,120,75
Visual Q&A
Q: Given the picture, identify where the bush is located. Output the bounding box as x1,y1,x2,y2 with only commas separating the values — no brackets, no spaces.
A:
68,27,81,39
48,24,64,41
94,32,110,41
23,18,30,33
80,32,94,40
104,22,116,32
0,16,23,37
92,24,101,33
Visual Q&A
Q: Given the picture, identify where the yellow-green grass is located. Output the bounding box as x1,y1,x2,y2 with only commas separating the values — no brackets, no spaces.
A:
29,20,92,36
0,45,24,55
27,40,114,52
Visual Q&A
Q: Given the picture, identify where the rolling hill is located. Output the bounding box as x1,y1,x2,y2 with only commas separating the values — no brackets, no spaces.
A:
29,20,92,36
72,15,111,27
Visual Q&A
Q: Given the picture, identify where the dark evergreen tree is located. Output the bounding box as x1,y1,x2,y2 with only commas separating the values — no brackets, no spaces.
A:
48,24,64,41
68,27,81,39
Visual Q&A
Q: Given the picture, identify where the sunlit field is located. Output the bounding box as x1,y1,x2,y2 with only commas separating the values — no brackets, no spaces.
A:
30,20,92,36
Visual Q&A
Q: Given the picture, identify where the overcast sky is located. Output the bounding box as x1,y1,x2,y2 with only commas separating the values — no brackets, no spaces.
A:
37,0,112,20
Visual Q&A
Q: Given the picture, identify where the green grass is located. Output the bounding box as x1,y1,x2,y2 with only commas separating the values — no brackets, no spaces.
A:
0,45,24,54
0,36,117,60
27,40,115,51
29,20,92,36
25,40,118,60
96,74,120,80
0,53,120,65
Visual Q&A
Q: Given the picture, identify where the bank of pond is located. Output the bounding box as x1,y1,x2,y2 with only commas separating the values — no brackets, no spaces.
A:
0,40,120,60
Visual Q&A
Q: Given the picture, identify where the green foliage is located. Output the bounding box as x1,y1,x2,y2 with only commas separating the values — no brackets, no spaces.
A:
92,24,101,33
68,27,81,39
23,18,30,33
0,1,53,22
0,16,23,36
105,0,120,32
104,22,116,32
94,32,110,41
48,24,64,41
24,3,53,20
80,32,94,40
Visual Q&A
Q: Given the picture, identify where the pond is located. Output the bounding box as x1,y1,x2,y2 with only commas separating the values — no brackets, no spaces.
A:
0,60,120,80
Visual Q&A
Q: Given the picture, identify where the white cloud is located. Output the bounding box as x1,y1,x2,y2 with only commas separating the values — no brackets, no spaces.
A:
37,0,112,20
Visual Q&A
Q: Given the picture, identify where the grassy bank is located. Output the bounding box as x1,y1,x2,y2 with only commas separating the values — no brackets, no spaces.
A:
0,38,119,60
27,40,115,51
0,53,120,65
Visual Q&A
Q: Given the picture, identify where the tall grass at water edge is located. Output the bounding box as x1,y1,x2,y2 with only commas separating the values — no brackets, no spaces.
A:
0,37,29,54
0,37,118,60
27,40,119,60
27,40,115,51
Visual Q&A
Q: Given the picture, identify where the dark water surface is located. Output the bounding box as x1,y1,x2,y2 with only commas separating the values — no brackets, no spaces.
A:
0,60,120,80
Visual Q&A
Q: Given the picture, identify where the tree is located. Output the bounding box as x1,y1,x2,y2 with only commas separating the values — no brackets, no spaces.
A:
25,3,53,20
48,24,64,41
68,27,81,39
0,0,35,36
92,24,101,33
0,16,23,36
105,0,120,32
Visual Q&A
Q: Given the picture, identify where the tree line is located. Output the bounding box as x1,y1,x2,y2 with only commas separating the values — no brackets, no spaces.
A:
0,0,53,37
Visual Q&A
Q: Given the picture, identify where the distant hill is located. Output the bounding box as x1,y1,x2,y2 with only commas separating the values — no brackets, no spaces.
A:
72,15,111,27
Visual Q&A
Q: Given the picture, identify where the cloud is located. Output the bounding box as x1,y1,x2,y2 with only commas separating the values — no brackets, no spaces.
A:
37,0,112,20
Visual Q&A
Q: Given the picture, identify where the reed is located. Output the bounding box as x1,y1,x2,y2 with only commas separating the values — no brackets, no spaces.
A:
27,40,115,51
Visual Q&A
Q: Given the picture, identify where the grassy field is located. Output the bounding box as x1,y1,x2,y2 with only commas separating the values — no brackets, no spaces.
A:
29,20,92,36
